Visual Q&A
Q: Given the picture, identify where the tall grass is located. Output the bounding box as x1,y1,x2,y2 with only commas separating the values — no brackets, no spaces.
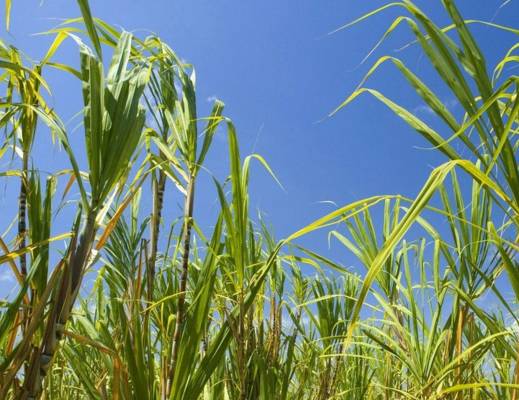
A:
1,0,519,399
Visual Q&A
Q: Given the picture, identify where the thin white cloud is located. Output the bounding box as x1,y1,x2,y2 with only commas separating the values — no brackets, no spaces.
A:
413,97,458,116
413,104,434,115
445,98,458,110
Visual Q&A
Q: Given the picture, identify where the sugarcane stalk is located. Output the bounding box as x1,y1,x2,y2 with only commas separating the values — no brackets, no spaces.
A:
17,151,29,278
165,175,194,399
148,171,166,300
16,151,30,359
20,211,97,399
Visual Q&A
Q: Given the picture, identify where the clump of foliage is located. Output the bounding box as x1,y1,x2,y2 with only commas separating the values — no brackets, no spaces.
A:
1,0,519,399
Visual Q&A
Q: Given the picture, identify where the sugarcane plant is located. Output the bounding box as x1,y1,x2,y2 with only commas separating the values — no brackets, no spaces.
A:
1,0,519,399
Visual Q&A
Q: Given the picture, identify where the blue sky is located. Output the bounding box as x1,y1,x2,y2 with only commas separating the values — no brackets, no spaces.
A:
1,0,519,293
